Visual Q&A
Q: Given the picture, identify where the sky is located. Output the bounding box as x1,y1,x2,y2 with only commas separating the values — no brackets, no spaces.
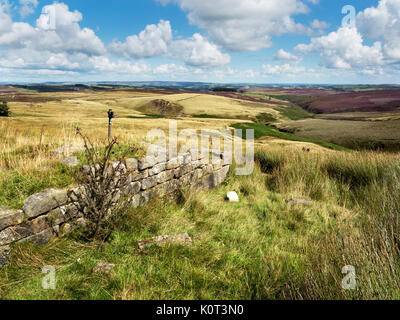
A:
0,0,399,84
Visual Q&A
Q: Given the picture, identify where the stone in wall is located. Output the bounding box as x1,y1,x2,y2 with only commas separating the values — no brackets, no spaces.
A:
130,169,149,182
149,162,166,176
126,158,138,171
141,176,158,190
138,156,156,170
0,215,50,246
19,228,56,246
123,181,141,196
0,207,24,231
23,189,68,219
156,170,175,184
166,157,181,170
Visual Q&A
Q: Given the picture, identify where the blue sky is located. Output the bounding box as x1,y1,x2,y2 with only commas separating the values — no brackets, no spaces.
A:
0,0,399,83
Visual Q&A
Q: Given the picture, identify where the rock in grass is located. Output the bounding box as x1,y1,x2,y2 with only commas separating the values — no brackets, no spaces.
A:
61,156,80,167
50,144,84,158
286,198,313,206
93,261,115,275
138,233,192,250
226,191,239,202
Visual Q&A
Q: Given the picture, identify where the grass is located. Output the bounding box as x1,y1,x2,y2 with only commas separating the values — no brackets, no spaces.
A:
1,147,399,299
2,88,400,300
254,112,277,123
231,122,350,151
0,163,75,209
274,105,314,120
279,117,400,151
0,90,256,209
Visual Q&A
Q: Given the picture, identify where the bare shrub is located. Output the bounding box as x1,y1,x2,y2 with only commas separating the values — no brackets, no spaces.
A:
69,128,135,243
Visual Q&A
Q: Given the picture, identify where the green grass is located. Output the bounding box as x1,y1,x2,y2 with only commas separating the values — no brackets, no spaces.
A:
2,148,400,299
0,164,348,299
231,122,350,151
274,105,314,120
255,113,277,123
0,163,75,209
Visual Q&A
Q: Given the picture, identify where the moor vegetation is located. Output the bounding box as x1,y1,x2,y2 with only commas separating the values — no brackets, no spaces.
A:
1,86,400,300
1,146,399,299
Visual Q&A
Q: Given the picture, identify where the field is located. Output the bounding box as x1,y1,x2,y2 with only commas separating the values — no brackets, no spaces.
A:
280,118,400,151
1,85,400,300
246,87,400,151
0,87,297,209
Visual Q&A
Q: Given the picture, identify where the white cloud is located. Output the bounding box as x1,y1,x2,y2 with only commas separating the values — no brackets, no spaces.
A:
294,0,400,73
110,20,230,67
19,0,38,18
158,0,312,51
89,57,150,74
110,20,172,59
0,2,230,79
357,0,400,61
153,63,188,74
274,49,301,62
295,26,384,69
310,19,329,30
0,3,105,55
262,63,306,75
170,33,230,67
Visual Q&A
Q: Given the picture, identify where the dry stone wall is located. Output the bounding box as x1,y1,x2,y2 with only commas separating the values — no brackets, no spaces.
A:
0,147,230,266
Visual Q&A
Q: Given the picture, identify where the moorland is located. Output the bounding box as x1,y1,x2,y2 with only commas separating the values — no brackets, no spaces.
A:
0,83,399,300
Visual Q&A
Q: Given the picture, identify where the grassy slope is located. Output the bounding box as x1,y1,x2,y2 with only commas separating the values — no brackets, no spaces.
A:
1,147,399,299
0,89,310,209
231,122,350,151
280,118,400,151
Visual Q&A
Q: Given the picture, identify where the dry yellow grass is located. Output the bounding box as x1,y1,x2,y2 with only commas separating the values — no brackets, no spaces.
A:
0,89,325,209
0,90,284,169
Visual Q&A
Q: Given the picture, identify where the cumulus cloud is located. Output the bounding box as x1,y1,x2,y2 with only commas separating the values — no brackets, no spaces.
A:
0,3,105,55
110,20,230,67
157,0,312,51
357,0,400,61
170,33,230,67
295,26,384,69
0,2,230,80
110,20,172,59
274,49,301,62
294,0,400,73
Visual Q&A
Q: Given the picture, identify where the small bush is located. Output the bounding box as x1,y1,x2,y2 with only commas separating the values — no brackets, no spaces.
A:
69,128,136,243
0,100,9,117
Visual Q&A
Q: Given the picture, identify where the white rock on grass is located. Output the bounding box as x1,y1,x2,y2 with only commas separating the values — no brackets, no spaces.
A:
93,261,115,275
138,233,192,250
226,191,239,202
286,198,313,206
61,156,80,167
